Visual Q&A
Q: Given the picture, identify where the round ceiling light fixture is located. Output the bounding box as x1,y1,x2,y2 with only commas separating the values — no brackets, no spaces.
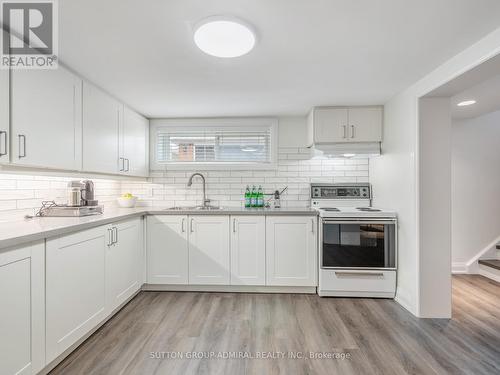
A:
457,100,476,107
193,16,256,58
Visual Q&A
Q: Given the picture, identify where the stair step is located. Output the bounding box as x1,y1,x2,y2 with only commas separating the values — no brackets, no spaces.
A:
478,259,500,271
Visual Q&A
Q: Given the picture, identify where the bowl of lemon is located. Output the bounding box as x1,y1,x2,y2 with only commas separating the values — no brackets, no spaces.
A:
117,193,138,208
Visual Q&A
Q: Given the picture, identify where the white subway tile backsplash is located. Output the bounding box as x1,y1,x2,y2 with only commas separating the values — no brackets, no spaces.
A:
0,149,370,220
120,149,370,208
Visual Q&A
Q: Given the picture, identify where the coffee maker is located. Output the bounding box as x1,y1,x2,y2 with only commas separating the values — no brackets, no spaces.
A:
68,180,99,207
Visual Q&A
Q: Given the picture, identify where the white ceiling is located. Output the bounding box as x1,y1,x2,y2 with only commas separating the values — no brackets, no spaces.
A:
451,74,500,120
59,0,500,118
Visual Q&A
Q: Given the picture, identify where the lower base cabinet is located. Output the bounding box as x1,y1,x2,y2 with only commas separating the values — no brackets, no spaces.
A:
189,216,230,285
230,216,266,285
106,218,143,313
146,214,318,288
147,215,189,284
0,241,45,375
266,216,317,286
46,226,108,362
46,217,142,363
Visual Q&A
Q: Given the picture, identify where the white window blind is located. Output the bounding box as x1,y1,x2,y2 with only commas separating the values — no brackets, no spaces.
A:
156,126,273,164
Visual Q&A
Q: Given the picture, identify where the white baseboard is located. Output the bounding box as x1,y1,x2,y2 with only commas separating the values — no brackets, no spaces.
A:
394,287,417,316
143,284,317,294
452,262,468,274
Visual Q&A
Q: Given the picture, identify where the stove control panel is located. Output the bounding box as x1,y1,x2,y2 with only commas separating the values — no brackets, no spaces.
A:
311,183,371,200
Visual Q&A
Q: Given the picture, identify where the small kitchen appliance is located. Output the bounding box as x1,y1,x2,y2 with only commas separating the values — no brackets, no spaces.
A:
311,183,397,298
35,180,103,217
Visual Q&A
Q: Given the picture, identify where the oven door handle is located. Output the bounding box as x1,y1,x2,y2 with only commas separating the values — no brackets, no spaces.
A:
335,271,385,277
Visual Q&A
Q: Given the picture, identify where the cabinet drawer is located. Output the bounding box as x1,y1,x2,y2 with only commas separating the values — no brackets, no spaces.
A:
319,269,396,297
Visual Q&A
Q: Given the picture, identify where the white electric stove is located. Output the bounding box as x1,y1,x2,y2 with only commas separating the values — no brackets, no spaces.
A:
311,183,398,298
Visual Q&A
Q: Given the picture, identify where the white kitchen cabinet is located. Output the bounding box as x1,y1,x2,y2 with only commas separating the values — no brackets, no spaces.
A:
266,216,317,286
308,106,382,145
348,107,383,142
308,107,349,144
120,106,149,177
189,215,230,285
0,69,9,164
147,215,189,284
10,67,83,170
46,225,108,362
82,82,121,174
106,218,142,312
0,241,45,375
230,216,266,286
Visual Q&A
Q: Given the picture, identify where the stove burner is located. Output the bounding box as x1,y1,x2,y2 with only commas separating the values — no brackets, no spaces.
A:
356,207,381,212
320,208,340,212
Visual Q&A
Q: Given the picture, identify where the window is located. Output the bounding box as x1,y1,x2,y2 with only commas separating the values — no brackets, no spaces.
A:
151,118,278,170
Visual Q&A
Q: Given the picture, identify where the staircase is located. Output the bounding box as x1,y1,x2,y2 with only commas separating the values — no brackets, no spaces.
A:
478,243,500,282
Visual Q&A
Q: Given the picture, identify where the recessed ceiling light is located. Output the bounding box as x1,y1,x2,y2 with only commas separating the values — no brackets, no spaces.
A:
343,153,356,158
193,16,256,58
457,100,476,107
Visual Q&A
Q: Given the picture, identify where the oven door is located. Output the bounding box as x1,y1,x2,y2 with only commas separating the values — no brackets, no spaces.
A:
321,219,397,269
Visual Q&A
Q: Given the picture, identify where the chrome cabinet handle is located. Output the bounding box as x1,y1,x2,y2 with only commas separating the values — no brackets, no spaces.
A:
119,157,124,171
107,228,113,246
125,158,130,172
311,219,315,233
181,218,185,233
342,125,347,139
350,125,355,138
18,134,26,158
0,131,6,156
335,271,384,277
233,218,236,233
111,227,118,244
190,218,194,233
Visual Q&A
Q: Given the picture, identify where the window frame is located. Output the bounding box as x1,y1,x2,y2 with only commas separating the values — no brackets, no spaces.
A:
150,117,279,170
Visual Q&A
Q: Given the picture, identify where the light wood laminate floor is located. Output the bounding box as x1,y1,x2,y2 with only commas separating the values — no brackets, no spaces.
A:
51,275,500,375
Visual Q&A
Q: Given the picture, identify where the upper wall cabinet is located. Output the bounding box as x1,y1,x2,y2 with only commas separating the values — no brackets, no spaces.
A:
10,67,83,170
0,69,8,164
307,106,383,145
82,82,121,175
120,106,149,177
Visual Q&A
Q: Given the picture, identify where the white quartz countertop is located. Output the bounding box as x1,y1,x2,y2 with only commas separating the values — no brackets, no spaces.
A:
0,206,317,251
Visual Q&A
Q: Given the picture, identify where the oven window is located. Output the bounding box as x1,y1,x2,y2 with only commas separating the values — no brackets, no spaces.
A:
322,223,396,268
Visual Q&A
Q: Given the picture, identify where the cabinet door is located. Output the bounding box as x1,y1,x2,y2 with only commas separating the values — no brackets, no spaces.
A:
147,215,188,284
10,67,82,170
46,226,108,362
106,218,142,312
348,107,383,142
230,216,266,286
266,216,317,286
121,106,149,177
189,215,230,285
82,82,121,174
0,241,45,375
313,107,349,143
0,69,9,164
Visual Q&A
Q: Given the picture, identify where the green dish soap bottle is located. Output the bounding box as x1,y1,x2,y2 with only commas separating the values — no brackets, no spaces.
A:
250,185,257,207
244,185,251,208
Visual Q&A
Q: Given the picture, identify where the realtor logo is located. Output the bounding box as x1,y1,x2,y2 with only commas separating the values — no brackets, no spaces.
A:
1,0,58,69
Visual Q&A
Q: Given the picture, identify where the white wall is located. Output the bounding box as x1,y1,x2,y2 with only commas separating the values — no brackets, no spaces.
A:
418,97,452,318
452,110,500,269
371,26,500,317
